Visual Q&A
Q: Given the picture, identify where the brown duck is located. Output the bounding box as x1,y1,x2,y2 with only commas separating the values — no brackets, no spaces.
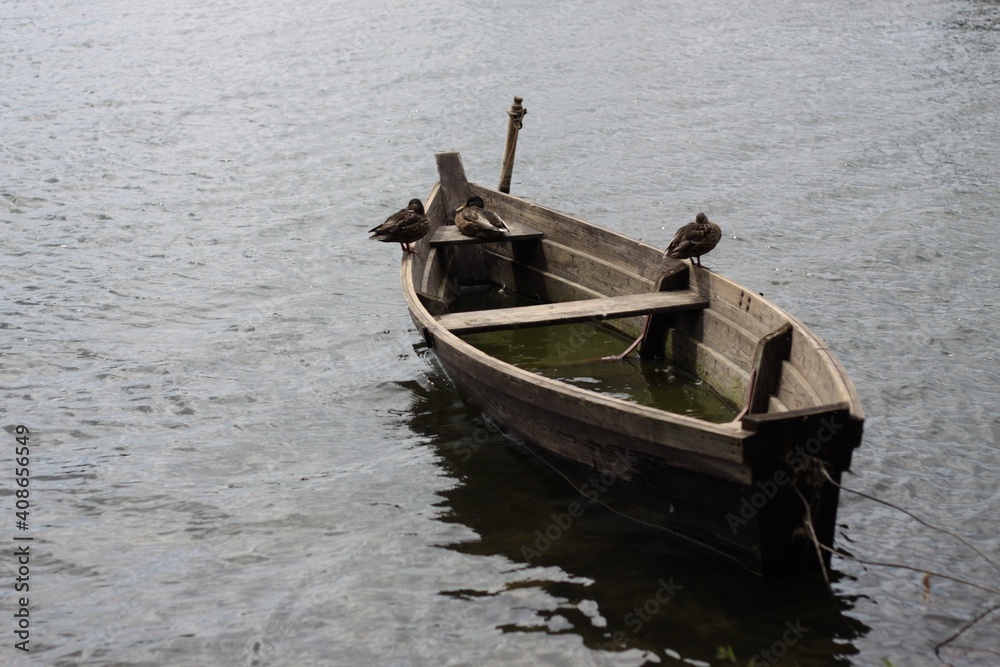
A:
454,196,510,241
664,212,722,267
368,198,430,254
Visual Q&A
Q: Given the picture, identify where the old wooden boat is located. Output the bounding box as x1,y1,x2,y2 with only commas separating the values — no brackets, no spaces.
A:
402,152,864,576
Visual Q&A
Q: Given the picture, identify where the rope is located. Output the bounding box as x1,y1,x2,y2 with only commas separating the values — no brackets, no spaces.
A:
817,542,1000,596
934,601,1000,657
794,461,1000,657
499,425,757,572
818,466,1000,575
793,467,831,588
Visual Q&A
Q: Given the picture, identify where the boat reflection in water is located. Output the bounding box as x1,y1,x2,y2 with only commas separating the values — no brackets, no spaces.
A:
399,362,869,665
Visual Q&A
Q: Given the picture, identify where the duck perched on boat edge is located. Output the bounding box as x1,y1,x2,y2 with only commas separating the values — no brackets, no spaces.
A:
665,212,722,267
455,196,510,241
368,198,430,254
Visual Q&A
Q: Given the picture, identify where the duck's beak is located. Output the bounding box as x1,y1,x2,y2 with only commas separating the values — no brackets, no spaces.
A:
454,202,468,214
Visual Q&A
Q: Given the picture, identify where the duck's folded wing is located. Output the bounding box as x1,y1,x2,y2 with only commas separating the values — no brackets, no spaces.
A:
370,210,412,234
669,239,695,254
468,209,508,233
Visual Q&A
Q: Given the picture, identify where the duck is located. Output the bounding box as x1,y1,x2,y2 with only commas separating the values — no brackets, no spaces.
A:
664,212,722,267
368,198,430,254
454,196,510,241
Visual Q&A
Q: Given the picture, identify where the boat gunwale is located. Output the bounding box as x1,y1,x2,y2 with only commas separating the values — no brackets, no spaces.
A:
404,180,864,435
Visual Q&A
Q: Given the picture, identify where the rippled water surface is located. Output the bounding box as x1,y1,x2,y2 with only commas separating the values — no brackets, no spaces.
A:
3,0,999,665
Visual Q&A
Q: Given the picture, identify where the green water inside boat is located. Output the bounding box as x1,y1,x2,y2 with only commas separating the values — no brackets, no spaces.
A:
452,288,738,424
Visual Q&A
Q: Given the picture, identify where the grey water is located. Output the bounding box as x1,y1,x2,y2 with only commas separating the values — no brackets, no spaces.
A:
2,0,999,665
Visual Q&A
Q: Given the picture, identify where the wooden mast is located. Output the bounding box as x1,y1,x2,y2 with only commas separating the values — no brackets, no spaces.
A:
498,96,526,194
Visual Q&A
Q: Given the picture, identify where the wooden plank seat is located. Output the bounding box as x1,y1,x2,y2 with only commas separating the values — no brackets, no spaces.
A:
429,222,544,247
436,290,709,335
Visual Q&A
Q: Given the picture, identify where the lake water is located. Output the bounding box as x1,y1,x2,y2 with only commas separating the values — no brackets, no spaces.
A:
3,0,999,665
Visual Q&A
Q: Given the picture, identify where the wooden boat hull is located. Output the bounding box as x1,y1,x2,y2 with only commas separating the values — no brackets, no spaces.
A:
401,153,864,576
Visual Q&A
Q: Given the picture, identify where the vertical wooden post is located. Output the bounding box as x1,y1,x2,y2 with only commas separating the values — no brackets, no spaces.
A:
638,264,690,358
498,96,526,194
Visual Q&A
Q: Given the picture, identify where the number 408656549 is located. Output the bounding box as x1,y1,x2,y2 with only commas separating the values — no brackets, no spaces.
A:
15,425,30,464
14,426,29,526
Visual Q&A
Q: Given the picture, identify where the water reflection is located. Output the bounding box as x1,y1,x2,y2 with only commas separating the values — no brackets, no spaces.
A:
400,359,869,666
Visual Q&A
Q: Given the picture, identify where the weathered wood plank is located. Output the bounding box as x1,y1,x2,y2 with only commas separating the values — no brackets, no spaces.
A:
469,183,673,281
440,244,492,288
655,262,692,290
436,291,708,334
414,182,457,307
675,307,760,371
787,329,852,406
634,315,659,359
688,269,785,339
485,239,656,297
479,250,604,304
747,322,793,414
435,152,473,222
423,182,448,229
420,247,459,306
666,330,751,407
638,265,692,358
415,289,449,316
768,395,790,413
429,222,544,246
779,354,827,410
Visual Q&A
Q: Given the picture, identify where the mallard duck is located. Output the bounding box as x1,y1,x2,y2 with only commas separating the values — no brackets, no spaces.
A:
454,196,510,241
664,212,722,267
368,198,430,254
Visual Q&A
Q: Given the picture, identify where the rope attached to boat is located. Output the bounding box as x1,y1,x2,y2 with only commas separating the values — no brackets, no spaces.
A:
794,459,1000,656
791,458,832,588
504,425,757,570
